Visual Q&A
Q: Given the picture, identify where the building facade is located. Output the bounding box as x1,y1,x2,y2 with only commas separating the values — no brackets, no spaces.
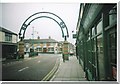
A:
23,37,61,56
0,27,18,60
76,4,117,81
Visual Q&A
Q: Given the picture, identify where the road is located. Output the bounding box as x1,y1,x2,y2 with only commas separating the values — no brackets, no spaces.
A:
2,54,61,81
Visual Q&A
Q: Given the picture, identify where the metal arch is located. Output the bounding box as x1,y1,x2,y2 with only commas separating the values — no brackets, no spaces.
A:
19,12,69,41
22,16,65,39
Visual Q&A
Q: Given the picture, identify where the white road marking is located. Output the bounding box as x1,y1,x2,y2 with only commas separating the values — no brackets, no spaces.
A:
38,61,41,63
18,67,29,72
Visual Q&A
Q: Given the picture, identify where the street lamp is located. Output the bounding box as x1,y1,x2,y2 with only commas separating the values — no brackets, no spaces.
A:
31,26,35,56
31,26,39,56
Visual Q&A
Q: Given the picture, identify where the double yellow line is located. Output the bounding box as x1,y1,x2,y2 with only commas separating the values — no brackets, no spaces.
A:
42,58,60,81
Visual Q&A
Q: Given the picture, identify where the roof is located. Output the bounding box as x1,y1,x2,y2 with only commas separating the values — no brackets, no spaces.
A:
23,38,58,43
0,27,17,35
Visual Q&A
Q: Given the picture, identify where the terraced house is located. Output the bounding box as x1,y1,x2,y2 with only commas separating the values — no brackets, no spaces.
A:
0,27,18,60
23,36,62,56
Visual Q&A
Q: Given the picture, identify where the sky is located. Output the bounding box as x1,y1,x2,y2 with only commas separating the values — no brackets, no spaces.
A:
0,3,80,44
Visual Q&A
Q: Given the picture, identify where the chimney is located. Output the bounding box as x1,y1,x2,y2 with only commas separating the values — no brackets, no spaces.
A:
37,36,40,39
49,36,51,39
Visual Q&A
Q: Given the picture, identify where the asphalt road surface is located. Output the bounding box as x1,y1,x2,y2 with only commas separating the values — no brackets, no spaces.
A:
2,54,61,81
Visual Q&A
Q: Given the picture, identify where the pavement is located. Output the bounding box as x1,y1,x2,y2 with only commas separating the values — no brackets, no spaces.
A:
51,55,87,81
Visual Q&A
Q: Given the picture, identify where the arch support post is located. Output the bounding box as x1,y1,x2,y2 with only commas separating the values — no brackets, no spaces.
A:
62,36,69,62
18,41,24,59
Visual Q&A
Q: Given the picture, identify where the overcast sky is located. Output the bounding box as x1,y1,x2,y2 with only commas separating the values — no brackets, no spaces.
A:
0,3,80,44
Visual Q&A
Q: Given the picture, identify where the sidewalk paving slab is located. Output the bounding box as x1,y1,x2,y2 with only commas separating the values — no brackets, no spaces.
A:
51,56,87,81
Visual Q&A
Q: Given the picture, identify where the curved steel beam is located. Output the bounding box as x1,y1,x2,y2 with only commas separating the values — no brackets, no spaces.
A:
22,16,65,39
19,12,69,41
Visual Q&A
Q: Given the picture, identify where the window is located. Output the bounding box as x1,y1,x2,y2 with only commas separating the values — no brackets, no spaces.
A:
48,48,50,51
91,38,97,65
60,48,62,51
96,20,102,34
109,5,117,25
48,47,54,52
92,27,96,36
97,35,103,53
5,33,12,42
51,48,54,51
37,48,42,52
97,34,104,79
39,48,42,51
87,30,91,41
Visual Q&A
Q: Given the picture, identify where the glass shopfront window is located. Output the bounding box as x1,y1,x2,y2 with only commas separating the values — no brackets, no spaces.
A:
97,35,103,53
97,34,104,80
97,20,102,34
92,38,96,65
92,27,96,36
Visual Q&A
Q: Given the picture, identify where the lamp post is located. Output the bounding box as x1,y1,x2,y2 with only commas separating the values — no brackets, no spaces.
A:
31,26,39,56
31,27,34,56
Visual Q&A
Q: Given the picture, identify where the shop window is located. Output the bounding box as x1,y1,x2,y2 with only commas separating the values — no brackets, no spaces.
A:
97,34,104,80
92,27,96,36
96,20,102,34
97,35,103,53
92,38,97,65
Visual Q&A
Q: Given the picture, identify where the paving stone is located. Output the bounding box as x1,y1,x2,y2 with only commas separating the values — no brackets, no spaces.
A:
52,56,87,81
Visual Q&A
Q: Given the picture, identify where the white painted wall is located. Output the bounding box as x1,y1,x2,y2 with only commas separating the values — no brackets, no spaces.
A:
0,31,5,42
0,30,18,43
0,31,2,42
12,34,18,43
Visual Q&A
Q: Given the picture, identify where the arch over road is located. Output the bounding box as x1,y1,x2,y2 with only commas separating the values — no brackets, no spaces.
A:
19,12,69,41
